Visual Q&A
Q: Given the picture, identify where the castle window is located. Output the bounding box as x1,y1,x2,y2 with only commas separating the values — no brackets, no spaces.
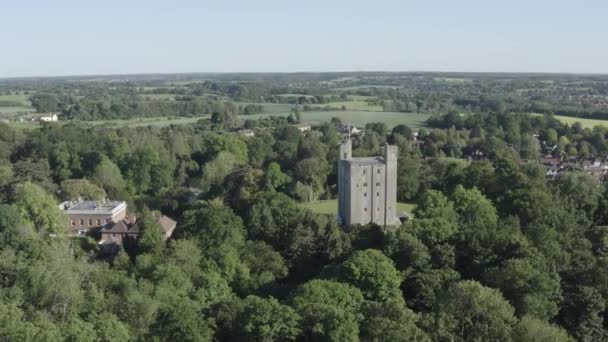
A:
80,219,84,225
364,208,367,212
363,182,367,187
88,219,93,226
377,192,380,197
71,220,75,226
363,170,366,175
97,219,101,225
376,182,380,186
364,193,367,197
377,169,381,174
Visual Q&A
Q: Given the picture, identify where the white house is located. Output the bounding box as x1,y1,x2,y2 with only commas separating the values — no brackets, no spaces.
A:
32,113,58,122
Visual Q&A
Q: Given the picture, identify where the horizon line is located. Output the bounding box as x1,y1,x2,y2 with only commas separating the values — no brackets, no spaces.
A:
3,69,608,81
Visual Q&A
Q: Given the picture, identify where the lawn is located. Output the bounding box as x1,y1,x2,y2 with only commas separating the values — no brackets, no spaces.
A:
530,113,608,129
243,111,429,128
299,199,416,216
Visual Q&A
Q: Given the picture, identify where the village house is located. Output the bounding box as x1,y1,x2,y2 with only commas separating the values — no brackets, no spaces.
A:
237,128,255,137
32,113,58,122
336,123,364,138
293,123,312,133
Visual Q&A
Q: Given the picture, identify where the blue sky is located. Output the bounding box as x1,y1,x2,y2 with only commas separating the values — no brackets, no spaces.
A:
1,0,607,77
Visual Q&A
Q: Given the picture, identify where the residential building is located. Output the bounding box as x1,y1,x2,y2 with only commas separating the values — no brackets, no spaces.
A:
237,128,255,137
99,214,176,245
59,200,127,236
293,123,312,133
32,113,58,122
338,139,400,227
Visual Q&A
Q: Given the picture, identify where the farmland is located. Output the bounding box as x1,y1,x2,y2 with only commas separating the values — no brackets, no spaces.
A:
0,94,35,115
244,110,429,128
531,113,608,129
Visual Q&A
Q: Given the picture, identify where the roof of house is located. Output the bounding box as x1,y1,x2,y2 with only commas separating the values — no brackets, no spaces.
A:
60,200,126,215
159,215,177,235
101,214,176,237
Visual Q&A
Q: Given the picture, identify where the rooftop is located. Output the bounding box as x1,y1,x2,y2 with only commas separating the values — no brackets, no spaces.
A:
60,200,126,215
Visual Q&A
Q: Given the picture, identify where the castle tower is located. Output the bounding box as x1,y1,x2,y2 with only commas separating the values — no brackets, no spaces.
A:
338,140,400,227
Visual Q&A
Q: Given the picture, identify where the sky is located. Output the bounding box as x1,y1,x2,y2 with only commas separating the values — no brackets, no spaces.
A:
1,0,607,77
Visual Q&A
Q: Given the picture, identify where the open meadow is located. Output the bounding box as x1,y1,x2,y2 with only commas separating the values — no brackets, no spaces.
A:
244,111,429,128
531,113,608,129
0,94,35,115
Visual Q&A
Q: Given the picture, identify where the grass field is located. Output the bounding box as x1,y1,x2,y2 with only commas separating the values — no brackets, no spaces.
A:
0,106,35,114
299,199,416,216
314,96,383,112
6,116,210,130
236,102,294,113
530,113,608,129
0,94,34,114
87,116,209,128
243,111,429,128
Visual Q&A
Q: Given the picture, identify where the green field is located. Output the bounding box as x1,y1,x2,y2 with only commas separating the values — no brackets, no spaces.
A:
0,94,34,115
299,199,416,216
236,102,294,113
0,106,35,114
531,113,608,129
313,96,383,112
243,110,429,128
87,116,209,128
6,116,210,130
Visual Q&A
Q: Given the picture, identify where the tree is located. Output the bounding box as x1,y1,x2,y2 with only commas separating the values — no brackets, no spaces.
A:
178,202,246,281
409,190,458,247
91,157,128,199
328,249,402,303
263,162,291,191
0,204,35,249
360,300,430,342
237,241,288,294
484,257,562,320
290,279,364,314
433,280,516,342
60,179,106,201
294,157,330,202
233,296,301,342
199,151,239,192
94,313,131,342
296,303,359,342
288,269,364,341
149,301,214,342
13,182,66,235
137,209,165,256
511,316,574,342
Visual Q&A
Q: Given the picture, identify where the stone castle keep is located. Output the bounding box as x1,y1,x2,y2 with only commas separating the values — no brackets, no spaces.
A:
338,139,401,227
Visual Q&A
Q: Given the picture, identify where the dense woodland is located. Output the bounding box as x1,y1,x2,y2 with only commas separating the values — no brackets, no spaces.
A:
2,73,608,341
